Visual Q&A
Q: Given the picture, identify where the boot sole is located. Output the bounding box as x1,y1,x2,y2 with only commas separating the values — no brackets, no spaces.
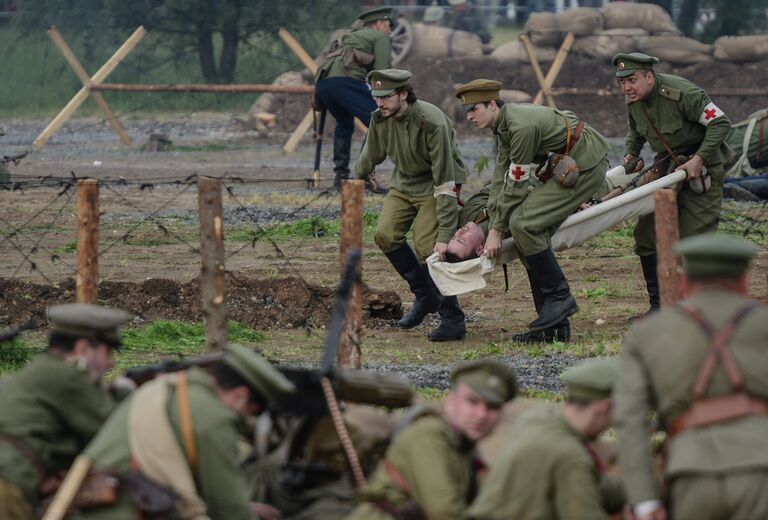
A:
428,333,466,342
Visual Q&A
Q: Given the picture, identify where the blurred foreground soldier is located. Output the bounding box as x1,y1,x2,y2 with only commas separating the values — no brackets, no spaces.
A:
456,79,610,344
422,1,445,26
0,304,130,519
315,7,393,190
448,0,491,44
347,360,517,519
613,52,731,321
357,69,470,341
467,359,618,520
0,127,9,186
73,344,295,520
614,234,768,520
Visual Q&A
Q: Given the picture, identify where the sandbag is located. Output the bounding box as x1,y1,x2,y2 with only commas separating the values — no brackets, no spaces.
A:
638,35,712,64
600,2,680,34
714,35,768,62
248,71,306,126
491,39,556,63
524,8,603,47
408,23,483,59
572,28,649,59
500,89,533,104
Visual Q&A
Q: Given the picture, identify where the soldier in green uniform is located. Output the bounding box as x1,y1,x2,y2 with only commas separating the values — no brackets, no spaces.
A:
73,344,295,520
456,79,611,344
357,68,470,341
346,360,517,519
467,359,619,520
613,52,732,320
614,234,768,520
0,304,131,519
448,0,492,44
0,127,10,186
315,7,393,190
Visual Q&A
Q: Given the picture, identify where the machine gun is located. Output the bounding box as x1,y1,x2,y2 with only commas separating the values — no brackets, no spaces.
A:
0,320,37,343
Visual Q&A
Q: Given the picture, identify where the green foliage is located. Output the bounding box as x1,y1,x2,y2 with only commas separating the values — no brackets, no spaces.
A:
474,155,490,176
255,213,379,241
521,388,564,402
121,320,264,353
417,386,446,401
0,339,40,374
580,287,608,299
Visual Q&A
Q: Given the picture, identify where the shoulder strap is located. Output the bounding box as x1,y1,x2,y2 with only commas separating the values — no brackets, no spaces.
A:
676,301,759,399
175,372,198,475
641,104,685,166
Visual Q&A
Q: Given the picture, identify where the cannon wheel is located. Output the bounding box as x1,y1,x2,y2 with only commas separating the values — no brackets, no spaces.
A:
391,17,413,65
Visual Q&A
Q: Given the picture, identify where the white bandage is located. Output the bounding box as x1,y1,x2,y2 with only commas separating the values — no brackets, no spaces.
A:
698,102,724,126
434,180,457,198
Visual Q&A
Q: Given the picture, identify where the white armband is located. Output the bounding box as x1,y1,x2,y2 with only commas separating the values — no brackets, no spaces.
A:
434,180,457,198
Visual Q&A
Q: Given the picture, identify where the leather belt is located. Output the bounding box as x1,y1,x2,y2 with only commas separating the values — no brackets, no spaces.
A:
564,120,584,155
667,392,768,438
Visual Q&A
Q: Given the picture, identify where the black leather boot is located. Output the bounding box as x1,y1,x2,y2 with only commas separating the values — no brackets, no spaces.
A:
428,295,466,342
385,246,440,329
332,134,352,189
525,249,578,331
512,268,571,342
628,253,661,323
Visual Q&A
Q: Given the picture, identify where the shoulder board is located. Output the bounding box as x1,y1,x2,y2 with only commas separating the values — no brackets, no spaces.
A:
659,85,681,101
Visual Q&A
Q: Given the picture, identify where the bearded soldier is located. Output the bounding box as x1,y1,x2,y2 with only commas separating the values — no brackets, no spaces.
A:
356,69,469,342
613,52,731,321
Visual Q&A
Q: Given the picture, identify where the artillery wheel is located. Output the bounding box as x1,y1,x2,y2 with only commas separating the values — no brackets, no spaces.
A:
390,17,413,65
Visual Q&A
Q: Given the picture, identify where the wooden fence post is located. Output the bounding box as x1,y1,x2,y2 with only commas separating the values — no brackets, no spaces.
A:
338,180,364,368
76,179,99,304
197,177,228,351
654,189,682,306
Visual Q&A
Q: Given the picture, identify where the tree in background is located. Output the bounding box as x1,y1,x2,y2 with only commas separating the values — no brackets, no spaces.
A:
699,0,768,42
677,0,700,36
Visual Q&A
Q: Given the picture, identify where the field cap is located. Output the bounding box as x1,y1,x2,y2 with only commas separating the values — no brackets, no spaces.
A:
423,1,445,23
368,69,412,97
47,303,131,350
451,360,517,406
560,359,617,401
675,234,759,278
612,52,659,77
358,6,393,25
455,79,502,108
224,344,296,402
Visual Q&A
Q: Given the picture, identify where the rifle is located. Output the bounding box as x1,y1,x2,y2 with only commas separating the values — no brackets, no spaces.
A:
591,154,672,205
0,320,37,343
1,151,29,167
312,108,327,189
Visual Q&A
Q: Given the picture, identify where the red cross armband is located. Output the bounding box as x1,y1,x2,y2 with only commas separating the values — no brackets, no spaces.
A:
698,102,724,126
507,163,534,183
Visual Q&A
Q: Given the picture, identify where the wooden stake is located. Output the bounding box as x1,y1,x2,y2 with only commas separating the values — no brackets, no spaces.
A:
197,176,228,352
654,189,682,307
519,33,556,108
93,83,314,94
533,32,574,106
76,179,99,304
338,180,364,369
33,26,147,150
48,27,132,146
41,456,92,520
278,28,366,154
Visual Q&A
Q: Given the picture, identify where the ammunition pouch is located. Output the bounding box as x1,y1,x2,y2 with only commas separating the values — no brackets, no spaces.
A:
536,153,579,188
37,471,120,516
120,469,177,518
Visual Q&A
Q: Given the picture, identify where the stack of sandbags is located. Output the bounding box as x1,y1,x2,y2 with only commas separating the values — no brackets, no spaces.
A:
714,35,768,62
247,71,307,130
524,7,603,46
600,2,680,35
572,28,648,59
491,39,556,63
407,23,483,60
638,34,713,65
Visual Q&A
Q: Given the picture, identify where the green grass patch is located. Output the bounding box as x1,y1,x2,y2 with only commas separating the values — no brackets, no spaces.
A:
0,339,42,374
53,240,78,254
122,320,264,354
254,213,379,241
521,389,564,402
417,386,446,401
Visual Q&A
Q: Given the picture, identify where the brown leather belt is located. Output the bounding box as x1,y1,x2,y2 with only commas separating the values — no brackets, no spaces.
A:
562,118,585,155
667,392,768,438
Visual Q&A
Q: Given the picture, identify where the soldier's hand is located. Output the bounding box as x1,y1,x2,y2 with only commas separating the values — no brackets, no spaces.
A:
624,154,644,173
251,502,282,520
434,242,448,262
484,229,502,259
680,154,704,179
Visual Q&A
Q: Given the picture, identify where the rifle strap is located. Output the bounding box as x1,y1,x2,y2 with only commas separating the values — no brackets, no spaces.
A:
641,105,685,166
176,373,198,475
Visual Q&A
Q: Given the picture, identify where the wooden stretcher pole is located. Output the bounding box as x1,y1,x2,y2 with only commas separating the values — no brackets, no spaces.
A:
48,27,133,146
654,189,682,306
34,26,147,150
278,28,367,154
519,33,557,108
41,456,92,520
533,32,574,106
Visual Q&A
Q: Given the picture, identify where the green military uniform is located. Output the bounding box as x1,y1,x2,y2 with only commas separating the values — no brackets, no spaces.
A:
614,234,768,520
459,183,492,235
724,107,768,177
448,0,491,44
614,53,732,257
0,304,129,518
455,79,610,343
76,344,296,520
347,361,517,519
357,69,469,342
467,359,618,520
